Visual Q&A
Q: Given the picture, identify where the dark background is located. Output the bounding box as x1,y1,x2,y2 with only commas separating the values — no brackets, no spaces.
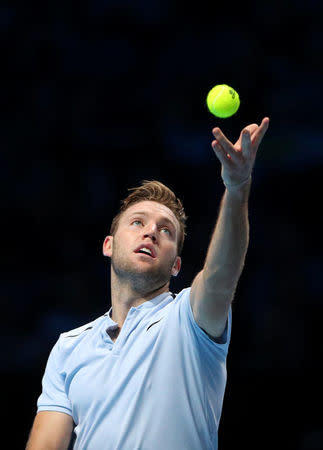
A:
2,1,323,448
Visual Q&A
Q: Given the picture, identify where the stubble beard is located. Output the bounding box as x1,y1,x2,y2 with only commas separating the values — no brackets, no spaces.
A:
111,247,175,295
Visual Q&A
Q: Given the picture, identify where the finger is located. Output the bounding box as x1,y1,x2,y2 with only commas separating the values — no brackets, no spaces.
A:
252,117,270,149
245,124,259,135
212,128,240,163
236,124,258,151
211,140,233,165
241,129,253,160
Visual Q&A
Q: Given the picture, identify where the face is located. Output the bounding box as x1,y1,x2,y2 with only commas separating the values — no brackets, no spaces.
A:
103,201,181,293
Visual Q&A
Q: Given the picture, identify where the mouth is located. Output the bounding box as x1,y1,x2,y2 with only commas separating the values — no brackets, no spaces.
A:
134,245,156,258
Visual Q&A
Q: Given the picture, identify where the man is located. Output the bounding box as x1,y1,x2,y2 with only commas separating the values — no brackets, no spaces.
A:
26,117,269,449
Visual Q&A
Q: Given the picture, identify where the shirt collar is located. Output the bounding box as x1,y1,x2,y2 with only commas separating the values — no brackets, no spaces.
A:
104,291,172,331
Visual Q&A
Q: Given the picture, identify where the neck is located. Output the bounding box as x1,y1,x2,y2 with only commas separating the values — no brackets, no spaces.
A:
109,269,169,328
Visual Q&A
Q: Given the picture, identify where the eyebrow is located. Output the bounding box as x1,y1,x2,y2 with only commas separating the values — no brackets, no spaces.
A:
128,211,177,230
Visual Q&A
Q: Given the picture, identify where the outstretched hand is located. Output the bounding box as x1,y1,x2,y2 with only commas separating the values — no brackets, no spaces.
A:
211,117,270,188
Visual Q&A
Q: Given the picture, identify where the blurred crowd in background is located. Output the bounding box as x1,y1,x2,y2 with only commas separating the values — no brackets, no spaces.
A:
2,0,323,448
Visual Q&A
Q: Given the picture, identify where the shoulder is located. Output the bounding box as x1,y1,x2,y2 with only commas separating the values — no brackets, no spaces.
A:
56,313,107,353
172,287,232,347
61,312,107,337
41,313,108,377
170,287,191,302
61,320,96,338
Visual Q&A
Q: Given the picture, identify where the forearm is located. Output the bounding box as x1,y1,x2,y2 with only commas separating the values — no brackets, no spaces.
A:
202,178,251,295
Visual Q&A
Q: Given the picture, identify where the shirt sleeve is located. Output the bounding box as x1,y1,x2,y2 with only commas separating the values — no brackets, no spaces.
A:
178,287,232,356
37,335,73,416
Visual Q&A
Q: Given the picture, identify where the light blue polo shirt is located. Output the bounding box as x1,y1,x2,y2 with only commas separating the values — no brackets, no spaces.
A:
37,287,232,450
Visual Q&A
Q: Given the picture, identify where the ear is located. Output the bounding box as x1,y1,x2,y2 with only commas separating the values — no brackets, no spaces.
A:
171,256,181,277
102,236,113,258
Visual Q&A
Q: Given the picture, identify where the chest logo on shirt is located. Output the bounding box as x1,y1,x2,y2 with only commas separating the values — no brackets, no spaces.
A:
146,317,164,331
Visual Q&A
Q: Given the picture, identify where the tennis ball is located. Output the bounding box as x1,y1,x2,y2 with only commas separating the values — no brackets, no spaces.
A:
206,84,240,118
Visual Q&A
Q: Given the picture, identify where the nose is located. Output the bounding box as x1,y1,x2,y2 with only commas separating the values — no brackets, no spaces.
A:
144,223,157,241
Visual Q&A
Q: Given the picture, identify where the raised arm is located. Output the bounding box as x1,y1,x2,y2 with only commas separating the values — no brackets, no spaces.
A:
190,117,269,339
26,411,74,450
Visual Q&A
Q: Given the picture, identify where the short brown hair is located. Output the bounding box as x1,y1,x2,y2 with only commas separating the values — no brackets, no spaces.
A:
109,180,187,255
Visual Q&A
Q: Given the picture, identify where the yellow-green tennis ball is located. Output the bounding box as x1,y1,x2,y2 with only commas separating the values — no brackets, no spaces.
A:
206,84,240,118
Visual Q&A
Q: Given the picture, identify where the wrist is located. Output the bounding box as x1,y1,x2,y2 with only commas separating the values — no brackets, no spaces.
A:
223,175,252,189
223,176,252,201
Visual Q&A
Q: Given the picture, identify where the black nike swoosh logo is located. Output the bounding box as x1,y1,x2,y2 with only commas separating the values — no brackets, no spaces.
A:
146,318,163,331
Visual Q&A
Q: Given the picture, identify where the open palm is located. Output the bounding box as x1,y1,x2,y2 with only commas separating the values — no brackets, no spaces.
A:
211,117,270,187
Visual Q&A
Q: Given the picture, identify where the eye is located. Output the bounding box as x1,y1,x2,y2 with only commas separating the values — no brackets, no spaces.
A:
160,227,171,235
131,220,143,226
